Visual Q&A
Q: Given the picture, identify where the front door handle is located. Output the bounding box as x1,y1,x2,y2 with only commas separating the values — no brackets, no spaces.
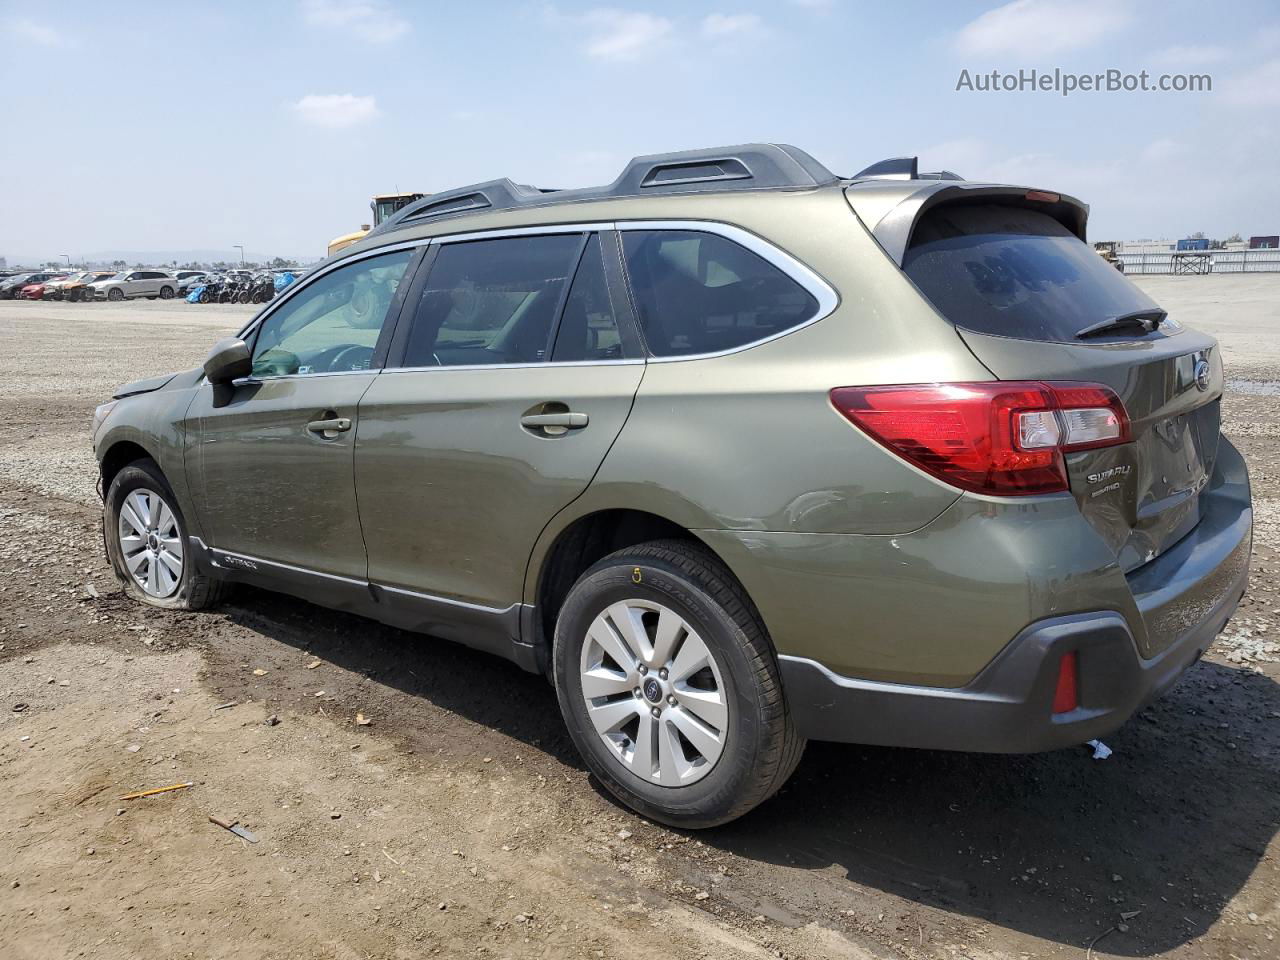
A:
520,412,589,430
307,417,352,439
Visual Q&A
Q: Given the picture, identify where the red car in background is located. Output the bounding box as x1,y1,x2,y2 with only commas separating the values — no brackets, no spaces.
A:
19,275,70,299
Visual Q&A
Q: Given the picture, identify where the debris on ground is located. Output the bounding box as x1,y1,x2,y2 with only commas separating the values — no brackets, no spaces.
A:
208,814,259,843
355,712,372,726
252,668,268,676
265,714,280,726
213,701,237,711
118,781,195,801
306,660,322,669
1086,739,1113,760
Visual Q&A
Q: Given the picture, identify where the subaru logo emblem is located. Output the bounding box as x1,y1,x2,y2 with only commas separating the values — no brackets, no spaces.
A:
642,677,662,703
1193,356,1211,392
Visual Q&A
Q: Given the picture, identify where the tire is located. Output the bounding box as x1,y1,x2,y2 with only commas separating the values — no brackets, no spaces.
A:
553,539,804,828
159,286,174,299
107,287,124,301
103,460,226,610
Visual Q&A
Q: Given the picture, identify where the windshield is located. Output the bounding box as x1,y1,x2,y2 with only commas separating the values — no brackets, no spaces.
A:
104,272,128,281
903,203,1162,343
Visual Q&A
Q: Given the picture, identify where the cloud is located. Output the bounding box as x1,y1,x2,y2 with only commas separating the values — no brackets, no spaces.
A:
1222,58,1280,106
8,17,73,47
293,94,381,128
300,0,410,43
580,9,674,61
1141,138,1184,163
1149,44,1228,67
955,0,1131,57
701,13,765,38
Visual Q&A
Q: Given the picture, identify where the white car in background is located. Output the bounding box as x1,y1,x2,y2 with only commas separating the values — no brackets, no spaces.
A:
89,270,178,301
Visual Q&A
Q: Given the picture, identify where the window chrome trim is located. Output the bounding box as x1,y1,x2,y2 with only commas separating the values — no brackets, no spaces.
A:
234,237,432,342
614,218,840,362
429,221,617,245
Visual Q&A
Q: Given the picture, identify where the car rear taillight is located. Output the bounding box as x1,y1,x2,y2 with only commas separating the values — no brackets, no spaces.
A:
829,381,1130,496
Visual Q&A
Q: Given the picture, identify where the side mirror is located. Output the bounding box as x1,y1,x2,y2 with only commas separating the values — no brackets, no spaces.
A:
203,337,252,384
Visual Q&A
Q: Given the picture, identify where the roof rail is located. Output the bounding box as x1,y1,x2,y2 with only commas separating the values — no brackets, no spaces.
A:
367,143,839,237
852,157,965,182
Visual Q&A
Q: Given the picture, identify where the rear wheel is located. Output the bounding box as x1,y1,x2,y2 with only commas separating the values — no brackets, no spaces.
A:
159,286,174,299
553,540,804,828
104,460,225,610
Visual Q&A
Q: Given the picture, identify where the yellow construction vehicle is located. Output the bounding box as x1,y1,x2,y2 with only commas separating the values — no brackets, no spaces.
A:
327,192,425,257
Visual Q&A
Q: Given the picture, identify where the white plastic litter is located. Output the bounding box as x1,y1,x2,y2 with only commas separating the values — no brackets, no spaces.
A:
1086,739,1113,760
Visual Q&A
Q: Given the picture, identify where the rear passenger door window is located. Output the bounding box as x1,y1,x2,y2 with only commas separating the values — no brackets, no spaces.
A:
620,229,819,357
551,234,625,363
400,234,584,368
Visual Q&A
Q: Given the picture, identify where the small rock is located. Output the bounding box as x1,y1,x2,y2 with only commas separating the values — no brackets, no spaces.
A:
330,812,342,820
1112,874,1123,882
10,880,17,889
12,703,28,713
126,744,141,753
57,680,70,687
515,912,532,923
265,715,280,726
306,660,321,670
616,829,632,840
86,848,95,856
252,669,268,676
116,809,126,816
373,870,383,883
1249,912,1259,923
438,902,447,911
694,891,710,901
355,713,372,726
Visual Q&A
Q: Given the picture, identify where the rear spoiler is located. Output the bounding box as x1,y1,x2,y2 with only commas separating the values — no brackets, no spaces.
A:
845,181,1089,265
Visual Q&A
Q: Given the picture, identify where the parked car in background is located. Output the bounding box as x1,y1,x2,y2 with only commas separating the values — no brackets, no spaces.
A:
62,270,118,301
176,271,209,296
18,274,70,299
88,270,178,301
91,143,1251,828
0,272,58,299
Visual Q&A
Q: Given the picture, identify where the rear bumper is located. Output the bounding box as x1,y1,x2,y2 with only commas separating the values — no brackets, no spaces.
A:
780,438,1252,753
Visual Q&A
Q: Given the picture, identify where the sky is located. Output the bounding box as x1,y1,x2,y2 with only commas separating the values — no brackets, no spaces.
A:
1,0,1278,263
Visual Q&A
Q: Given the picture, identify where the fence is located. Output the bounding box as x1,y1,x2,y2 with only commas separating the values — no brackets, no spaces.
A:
1118,248,1280,275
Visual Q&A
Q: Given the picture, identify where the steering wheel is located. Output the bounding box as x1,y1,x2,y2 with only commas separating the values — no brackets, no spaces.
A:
326,344,375,372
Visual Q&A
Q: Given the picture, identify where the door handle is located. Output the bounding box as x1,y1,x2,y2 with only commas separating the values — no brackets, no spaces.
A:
520,412,589,430
306,417,352,438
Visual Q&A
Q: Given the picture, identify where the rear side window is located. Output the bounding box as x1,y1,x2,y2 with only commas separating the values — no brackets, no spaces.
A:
903,204,1161,342
401,234,583,367
621,230,818,357
551,234,623,362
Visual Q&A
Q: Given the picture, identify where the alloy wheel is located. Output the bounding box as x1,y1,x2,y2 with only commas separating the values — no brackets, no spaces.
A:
579,599,728,786
117,488,183,598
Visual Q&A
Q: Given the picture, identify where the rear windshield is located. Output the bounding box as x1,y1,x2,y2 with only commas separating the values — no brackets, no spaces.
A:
903,203,1161,342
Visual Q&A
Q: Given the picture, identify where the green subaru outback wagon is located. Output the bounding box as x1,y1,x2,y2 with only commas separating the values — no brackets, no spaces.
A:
94,144,1252,826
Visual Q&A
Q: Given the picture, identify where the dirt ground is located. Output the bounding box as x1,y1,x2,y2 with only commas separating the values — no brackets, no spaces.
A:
1,279,1277,960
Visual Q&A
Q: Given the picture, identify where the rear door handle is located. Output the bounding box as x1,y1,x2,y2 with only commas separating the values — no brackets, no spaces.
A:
520,412,589,429
307,417,352,438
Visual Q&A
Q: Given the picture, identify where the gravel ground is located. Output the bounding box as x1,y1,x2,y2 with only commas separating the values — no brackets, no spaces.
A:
1,282,1277,960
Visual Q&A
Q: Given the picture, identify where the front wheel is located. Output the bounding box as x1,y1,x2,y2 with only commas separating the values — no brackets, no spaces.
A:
553,540,804,828
104,460,225,610
107,287,124,301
